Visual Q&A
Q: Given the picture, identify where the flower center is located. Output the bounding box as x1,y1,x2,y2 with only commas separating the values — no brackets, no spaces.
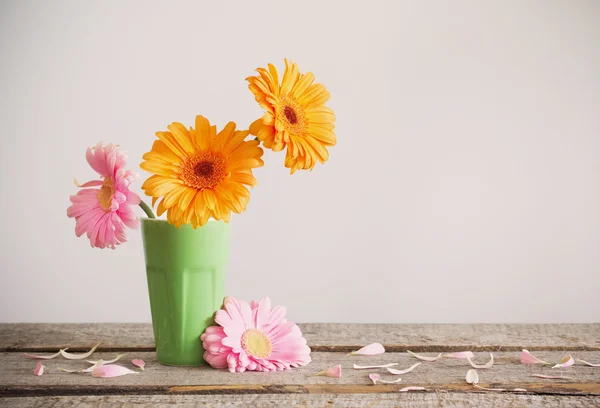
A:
181,151,227,189
241,329,272,359
97,179,115,211
278,96,306,136
283,106,298,124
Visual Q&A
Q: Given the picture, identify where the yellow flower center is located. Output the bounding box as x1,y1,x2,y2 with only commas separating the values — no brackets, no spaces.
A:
241,329,272,359
97,179,115,211
279,96,306,136
180,151,227,189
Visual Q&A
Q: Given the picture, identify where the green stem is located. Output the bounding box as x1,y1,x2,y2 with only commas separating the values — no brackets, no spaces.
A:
139,200,156,219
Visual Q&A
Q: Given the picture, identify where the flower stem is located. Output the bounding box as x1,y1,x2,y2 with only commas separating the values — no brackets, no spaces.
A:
139,200,156,219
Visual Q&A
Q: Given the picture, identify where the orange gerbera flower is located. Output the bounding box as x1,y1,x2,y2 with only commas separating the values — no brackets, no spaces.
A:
247,59,336,174
141,115,263,228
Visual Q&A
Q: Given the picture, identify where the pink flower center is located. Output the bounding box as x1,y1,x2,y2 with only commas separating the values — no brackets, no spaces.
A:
241,329,272,359
97,179,115,211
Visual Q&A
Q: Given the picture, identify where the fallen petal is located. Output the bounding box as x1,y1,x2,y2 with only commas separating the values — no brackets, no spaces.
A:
353,363,398,370
466,353,494,369
521,349,551,365
513,388,528,392
376,377,403,384
60,344,100,360
316,364,342,378
349,343,385,356
474,384,506,392
33,362,44,376
368,373,380,385
24,349,66,360
399,386,426,392
387,363,421,375
60,360,104,374
466,369,479,384
407,350,442,362
91,364,139,378
87,354,126,365
532,374,576,380
577,359,600,367
552,354,574,369
444,351,474,359
131,359,145,371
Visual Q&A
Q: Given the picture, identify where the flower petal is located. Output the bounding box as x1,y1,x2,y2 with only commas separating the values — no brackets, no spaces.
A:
91,364,139,378
399,386,426,392
521,349,551,365
532,374,576,380
60,360,105,373
466,353,494,369
466,369,479,384
376,377,403,384
577,359,600,367
407,351,442,362
24,350,65,360
444,351,474,359
513,388,528,392
132,359,146,370
353,363,398,370
87,354,127,365
60,344,100,360
349,343,385,356
315,364,341,378
33,362,44,376
387,363,421,375
552,354,574,369
368,373,380,385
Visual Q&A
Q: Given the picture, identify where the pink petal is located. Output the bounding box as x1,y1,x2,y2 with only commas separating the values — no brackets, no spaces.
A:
349,343,385,356
60,360,104,373
466,369,479,384
24,350,65,360
444,351,474,359
407,351,442,362
399,386,426,392
474,384,506,392
316,364,342,378
466,353,494,369
532,374,576,380
577,359,600,367
552,354,574,369
375,377,402,384
132,359,145,370
387,363,421,375
87,354,126,365
74,179,104,188
521,349,551,365
60,344,100,360
33,362,44,376
91,364,139,378
368,373,380,385
353,363,398,370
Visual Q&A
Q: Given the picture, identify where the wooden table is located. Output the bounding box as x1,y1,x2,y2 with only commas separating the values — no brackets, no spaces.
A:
0,323,598,407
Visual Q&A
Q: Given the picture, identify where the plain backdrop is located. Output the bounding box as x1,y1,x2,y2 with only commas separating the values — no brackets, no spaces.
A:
0,0,598,323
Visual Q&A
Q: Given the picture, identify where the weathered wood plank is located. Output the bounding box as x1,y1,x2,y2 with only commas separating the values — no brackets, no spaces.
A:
2,351,599,396
1,393,599,408
1,323,599,352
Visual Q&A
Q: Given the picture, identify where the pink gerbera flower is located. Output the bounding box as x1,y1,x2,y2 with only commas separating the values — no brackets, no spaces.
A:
67,142,141,249
201,297,311,372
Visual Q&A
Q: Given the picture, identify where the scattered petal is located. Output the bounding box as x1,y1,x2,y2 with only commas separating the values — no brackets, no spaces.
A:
376,377,403,384
91,364,139,378
521,349,551,365
474,384,506,392
33,362,44,376
353,363,398,370
552,354,574,369
399,386,426,392
444,351,474,359
349,343,385,356
532,374,576,380
59,360,104,374
368,373,380,385
316,364,342,378
466,369,479,384
466,353,494,369
513,388,528,392
25,349,66,360
387,363,421,375
577,359,600,367
131,359,145,371
87,354,126,365
407,350,442,362
60,344,100,360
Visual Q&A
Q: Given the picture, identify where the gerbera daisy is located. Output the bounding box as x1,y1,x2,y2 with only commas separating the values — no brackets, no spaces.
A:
247,59,336,173
67,143,141,249
201,297,311,372
141,115,263,228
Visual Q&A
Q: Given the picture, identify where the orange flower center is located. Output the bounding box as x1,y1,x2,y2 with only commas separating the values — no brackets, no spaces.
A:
283,106,298,124
279,96,306,136
97,179,115,211
241,329,272,359
180,151,227,189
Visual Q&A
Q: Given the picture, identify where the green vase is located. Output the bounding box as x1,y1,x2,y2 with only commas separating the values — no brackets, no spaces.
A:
141,218,231,366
